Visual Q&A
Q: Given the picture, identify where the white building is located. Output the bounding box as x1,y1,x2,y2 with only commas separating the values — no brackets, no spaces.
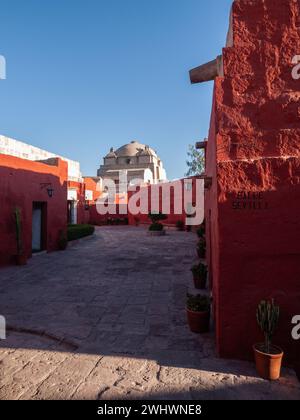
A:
98,141,167,189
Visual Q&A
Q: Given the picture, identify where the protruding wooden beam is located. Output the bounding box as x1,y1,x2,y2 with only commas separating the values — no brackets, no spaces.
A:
189,55,223,84
196,139,208,150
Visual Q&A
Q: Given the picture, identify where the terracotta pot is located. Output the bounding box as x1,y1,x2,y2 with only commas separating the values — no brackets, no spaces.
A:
253,344,284,381
15,255,27,266
193,273,206,290
197,249,206,259
187,308,210,334
148,230,166,237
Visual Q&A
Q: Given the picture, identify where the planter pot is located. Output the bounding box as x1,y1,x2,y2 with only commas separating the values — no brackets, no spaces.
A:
187,308,210,334
253,344,284,381
148,230,166,237
193,273,206,290
197,249,206,259
15,255,27,266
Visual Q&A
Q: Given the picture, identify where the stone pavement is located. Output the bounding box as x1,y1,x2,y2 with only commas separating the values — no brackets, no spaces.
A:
0,227,299,400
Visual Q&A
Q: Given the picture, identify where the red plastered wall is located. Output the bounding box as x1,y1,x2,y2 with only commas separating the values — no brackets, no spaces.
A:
206,0,300,368
0,154,68,266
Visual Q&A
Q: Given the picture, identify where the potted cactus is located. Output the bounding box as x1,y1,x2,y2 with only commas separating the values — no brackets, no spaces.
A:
254,300,284,381
186,294,210,334
14,207,27,266
197,238,206,259
191,263,207,289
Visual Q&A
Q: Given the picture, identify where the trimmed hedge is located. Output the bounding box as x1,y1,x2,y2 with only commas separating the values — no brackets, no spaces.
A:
67,224,95,242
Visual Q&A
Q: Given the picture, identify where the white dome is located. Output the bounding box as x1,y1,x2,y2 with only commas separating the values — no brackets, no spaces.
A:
115,141,157,158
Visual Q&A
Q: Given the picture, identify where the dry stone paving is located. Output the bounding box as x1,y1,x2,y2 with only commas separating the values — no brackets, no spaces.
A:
0,227,299,400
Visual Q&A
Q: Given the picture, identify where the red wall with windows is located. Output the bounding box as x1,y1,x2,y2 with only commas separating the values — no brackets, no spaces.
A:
0,154,68,266
205,0,300,369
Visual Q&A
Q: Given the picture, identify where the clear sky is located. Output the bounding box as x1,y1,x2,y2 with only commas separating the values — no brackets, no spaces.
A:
0,0,233,180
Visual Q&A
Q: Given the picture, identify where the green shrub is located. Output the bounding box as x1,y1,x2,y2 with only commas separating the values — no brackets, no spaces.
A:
187,294,210,312
149,223,164,232
176,220,185,231
197,224,205,238
197,238,206,258
67,224,95,242
148,212,167,224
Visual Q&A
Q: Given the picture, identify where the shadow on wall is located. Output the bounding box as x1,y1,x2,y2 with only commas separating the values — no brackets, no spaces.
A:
0,161,68,266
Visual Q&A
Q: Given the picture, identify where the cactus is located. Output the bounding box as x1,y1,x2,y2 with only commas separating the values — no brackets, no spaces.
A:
256,300,280,354
187,294,210,313
191,262,207,278
14,207,23,255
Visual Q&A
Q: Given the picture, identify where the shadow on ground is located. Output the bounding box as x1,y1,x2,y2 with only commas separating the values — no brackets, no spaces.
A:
0,227,299,400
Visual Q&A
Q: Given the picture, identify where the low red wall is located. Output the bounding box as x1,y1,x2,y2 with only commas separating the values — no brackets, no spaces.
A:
89,204,128,225
85,178,199,228
0,154,68,266
127,178,198,227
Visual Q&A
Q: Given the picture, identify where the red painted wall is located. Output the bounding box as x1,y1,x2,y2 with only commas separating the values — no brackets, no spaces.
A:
127,177,199,227
84,177,102,203
89,204,128,225
0,154,68,266
84,177,199,227
205,0,300,368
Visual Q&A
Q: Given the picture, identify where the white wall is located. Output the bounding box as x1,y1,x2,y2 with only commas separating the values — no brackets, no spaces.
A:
0,135,82,182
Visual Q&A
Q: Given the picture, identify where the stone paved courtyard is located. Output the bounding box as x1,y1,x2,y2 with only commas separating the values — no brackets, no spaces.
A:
0,226,299,400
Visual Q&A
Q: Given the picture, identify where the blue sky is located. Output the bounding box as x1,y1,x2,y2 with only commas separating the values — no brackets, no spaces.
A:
0,0,232,180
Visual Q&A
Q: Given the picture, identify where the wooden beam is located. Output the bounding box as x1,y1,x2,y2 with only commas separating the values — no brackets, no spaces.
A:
195,141,207,150
189,55,223,84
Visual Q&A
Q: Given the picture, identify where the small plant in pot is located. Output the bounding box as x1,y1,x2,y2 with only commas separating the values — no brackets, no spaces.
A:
176,220,185,231
149,222,164,232
148,212,167,234
191,263,207,290
254,300,284,381
14,207,27,266
186,294,210,334
197,238,206,259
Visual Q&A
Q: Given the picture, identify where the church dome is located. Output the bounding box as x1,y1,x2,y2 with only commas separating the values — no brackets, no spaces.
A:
115,141,157,158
